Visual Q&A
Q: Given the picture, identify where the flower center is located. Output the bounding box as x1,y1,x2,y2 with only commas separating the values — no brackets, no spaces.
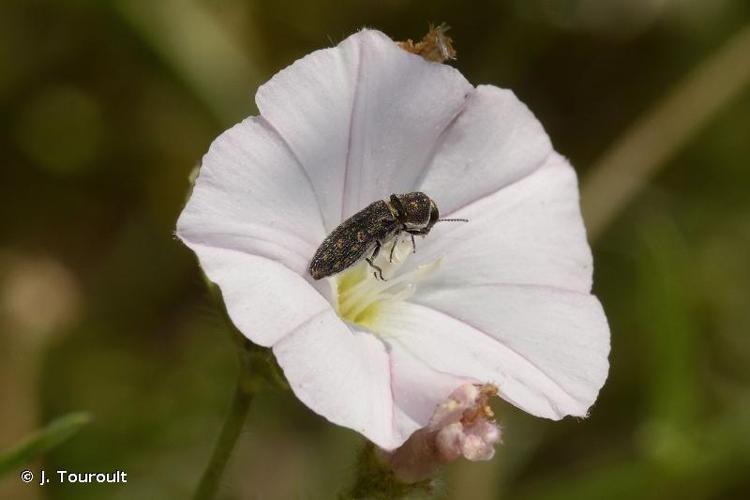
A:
335,237,441,329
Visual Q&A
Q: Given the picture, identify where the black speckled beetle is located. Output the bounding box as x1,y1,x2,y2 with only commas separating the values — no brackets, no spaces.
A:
308,192,467,281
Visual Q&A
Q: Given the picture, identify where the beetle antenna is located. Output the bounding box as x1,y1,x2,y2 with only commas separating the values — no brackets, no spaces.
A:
437,218,468,223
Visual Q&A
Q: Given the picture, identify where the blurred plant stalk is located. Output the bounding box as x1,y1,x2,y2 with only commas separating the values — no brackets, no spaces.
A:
112,0,263,124
192,351,254,500
582,21,750,240
0,413,91,476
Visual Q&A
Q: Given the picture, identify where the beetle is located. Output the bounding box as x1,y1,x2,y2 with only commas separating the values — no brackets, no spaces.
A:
308,192,466,281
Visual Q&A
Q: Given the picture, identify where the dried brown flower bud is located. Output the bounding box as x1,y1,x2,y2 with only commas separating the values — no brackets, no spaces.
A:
397,23,456,63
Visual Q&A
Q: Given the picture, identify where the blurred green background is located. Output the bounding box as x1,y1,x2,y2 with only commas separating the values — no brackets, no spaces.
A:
2,0,749,499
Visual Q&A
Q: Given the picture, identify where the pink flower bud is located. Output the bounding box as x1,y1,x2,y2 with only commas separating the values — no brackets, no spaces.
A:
431,384,502,462
385,384,502,483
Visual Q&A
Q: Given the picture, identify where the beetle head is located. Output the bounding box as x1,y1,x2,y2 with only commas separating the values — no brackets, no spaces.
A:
391,192,435,231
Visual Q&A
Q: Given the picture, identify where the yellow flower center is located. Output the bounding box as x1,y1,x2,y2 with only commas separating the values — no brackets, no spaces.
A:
335,237,441,329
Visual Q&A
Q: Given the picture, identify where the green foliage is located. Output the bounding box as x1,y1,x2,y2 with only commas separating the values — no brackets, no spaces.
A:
0,413,91,476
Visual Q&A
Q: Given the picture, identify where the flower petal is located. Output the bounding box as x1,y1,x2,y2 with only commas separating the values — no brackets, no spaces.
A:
177,117,327,276
275,322,471,450
272,317,401,449
178,245,333,346
387,343,471,442
256,29,473,227
377,286,610,420
413,152,593,293
418,85,552,215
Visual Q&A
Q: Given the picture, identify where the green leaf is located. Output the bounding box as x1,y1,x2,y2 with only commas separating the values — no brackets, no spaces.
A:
0,412,92,476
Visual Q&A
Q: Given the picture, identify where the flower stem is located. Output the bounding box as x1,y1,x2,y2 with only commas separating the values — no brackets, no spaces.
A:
193,355,254,500
192,278,275,500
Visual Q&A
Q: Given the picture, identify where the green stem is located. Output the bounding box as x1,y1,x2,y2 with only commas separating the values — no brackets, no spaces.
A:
193,358,254,500
191,278,283,500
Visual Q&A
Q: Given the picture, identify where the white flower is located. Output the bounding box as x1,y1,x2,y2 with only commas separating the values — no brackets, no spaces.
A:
176,29,610,451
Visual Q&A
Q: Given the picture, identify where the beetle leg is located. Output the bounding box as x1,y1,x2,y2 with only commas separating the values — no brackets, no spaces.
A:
367,241,386,280
366,257,385,281
371,240,381,259
389,238,398,262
